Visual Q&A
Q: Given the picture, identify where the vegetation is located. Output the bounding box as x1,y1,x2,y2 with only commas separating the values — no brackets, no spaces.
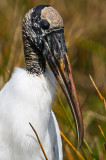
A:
0,0,106,159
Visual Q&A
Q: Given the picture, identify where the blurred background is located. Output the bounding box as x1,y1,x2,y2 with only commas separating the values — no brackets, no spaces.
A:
0,0,106,159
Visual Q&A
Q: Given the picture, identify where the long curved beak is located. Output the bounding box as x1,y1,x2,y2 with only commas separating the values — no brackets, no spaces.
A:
43,29,84,147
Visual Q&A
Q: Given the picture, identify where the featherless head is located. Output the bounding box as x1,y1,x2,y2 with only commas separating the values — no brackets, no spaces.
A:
22,5,63,53
22,5,84,147
22,5,64,74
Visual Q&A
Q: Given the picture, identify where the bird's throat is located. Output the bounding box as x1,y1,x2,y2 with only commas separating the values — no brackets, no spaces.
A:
23,38,46,75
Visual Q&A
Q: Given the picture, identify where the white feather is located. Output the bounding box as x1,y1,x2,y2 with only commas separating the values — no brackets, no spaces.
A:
0,67,63,160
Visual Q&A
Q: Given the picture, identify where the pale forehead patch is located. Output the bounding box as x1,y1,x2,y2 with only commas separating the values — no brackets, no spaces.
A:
41,6,63,27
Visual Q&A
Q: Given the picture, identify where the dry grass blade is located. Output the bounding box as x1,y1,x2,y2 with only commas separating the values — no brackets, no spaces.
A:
98,125,106,141
98,125,106,151
60,130,85,160
29,122,48,160
104,99,106,111
89,75,106,110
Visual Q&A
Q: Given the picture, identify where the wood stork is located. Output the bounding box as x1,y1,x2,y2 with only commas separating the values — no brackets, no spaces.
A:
0,5,84,160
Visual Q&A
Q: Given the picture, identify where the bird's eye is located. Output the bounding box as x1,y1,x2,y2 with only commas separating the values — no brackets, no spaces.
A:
40,20,50,30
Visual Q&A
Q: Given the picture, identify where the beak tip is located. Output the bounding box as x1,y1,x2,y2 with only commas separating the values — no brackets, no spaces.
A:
78,136,84,148
77,122,84,148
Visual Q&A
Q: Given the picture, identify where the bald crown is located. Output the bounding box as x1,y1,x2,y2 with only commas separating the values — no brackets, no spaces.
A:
41,6,63,27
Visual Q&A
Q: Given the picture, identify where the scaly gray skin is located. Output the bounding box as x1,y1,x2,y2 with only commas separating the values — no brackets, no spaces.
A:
22,5,84,147
22,5,65,75
22,6,47,75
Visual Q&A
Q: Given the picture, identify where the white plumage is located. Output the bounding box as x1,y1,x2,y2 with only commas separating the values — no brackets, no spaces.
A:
0,67,62,160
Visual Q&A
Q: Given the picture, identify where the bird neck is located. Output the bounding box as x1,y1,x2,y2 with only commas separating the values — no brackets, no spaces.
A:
23,38,46,75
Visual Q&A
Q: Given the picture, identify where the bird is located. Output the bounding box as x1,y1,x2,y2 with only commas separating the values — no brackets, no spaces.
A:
0,5,84,160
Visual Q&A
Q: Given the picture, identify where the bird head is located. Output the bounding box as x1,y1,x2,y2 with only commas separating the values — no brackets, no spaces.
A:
22,5,84,147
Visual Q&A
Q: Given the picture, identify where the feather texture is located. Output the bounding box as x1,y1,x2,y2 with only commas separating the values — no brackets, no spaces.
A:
0,67,63,160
